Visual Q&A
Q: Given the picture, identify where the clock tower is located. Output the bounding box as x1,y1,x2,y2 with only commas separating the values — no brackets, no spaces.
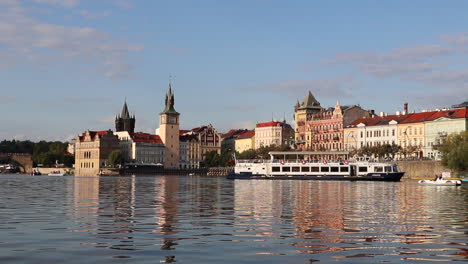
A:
158,83,180,168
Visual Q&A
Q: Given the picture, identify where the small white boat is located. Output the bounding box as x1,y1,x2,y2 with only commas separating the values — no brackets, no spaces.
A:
418,178,461,186
48,171,64,176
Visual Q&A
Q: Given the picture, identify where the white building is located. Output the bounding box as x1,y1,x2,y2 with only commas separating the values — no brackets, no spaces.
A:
114,131,165,165
254,121,294,149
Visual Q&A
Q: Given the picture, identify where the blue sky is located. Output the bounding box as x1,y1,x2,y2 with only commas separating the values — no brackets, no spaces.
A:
0,0,467,141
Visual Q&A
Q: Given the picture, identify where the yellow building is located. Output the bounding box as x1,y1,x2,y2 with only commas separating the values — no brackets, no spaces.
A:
396,112,431,158
234,130,255,153
343,126,358,152
75,130,120,176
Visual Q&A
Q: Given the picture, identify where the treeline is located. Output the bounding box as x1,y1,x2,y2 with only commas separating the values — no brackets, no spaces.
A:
0,140,73,167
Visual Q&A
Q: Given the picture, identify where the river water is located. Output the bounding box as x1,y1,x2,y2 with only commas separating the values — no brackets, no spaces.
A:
0,174,466,263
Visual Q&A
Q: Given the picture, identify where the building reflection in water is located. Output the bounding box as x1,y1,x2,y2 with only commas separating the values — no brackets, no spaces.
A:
73,176,100,233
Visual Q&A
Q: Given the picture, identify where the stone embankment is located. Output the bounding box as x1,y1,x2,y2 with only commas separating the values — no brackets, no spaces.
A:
207,167,233,177
396,160,454,179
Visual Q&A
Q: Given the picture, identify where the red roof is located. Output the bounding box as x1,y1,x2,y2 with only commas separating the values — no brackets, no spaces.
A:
399,111,436,124
426,108,468,121
256,121,284,128
221,129,247,139
236,130,255,139
348,114,412,127
132,133,163,144
78,130,110,142
179,130,191,135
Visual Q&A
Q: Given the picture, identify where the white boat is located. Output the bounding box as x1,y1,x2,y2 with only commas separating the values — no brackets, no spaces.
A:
48,171,64,176
418,178,461,186
228,151,404,181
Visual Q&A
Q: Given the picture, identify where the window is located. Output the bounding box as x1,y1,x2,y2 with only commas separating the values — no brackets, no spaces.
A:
311,167,319,172
330,167,339,172
282,167,291,172
340,166,349,172
374,166,383,172
292,167,300,172
301,167,310,172
320,167,329,172
385,166,392,172
358,167,368,172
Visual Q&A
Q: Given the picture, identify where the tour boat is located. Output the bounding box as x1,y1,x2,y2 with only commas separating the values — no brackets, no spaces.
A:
228,151,404,181
418,178,461,186
48,171,64,176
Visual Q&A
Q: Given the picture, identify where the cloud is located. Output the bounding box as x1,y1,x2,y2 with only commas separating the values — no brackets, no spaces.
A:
0,96,17,103
246,76,357,99
77,10,111,19
114,0,133,9
0,1,142,80
32,0,79,8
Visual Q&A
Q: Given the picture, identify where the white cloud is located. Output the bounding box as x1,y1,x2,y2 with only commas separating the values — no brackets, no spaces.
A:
78,10,111,19
32,0,79,8
114,0,133,9
0,2,142,80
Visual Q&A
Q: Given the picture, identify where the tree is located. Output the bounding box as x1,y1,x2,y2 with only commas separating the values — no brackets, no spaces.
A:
436,131,468,175
107,150,123,167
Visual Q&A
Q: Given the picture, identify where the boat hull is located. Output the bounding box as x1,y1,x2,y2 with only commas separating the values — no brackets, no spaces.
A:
227,172,404,181
418,179,461,186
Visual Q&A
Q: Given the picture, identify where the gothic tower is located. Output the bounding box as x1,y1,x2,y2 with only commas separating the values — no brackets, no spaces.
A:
115,100,136,134
158,83,180,169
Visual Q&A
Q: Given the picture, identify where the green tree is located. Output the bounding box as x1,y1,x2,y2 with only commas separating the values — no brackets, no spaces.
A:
436,131,468,174
107,150,123,167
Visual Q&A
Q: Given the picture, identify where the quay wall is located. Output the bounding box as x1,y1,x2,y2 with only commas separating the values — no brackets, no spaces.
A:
396,160,454,179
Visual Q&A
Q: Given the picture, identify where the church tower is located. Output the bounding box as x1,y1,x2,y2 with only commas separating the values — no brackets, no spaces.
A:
115,100,136,134
158,83,180,169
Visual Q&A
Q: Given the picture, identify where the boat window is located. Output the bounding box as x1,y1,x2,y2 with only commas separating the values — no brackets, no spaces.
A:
340,166,349,172
358,167,368,172
301,167,310,172
320,167,330,172
292,167,300,172
330,167,339,172
282,167,291,172
385,166,392,172
272,167,280,172
374,166,383,172
311,167,319,172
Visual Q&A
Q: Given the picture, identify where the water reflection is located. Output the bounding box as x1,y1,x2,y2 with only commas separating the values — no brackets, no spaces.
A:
0,175,466,263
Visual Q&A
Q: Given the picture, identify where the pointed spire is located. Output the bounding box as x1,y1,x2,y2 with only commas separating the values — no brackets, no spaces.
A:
121,99,130,119
303,91,320,107
162,82,179,114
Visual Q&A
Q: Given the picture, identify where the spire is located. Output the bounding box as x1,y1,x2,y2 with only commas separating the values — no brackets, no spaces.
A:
295,100,300,108
162,82,179,114
302,91,320,108
121,99,130,119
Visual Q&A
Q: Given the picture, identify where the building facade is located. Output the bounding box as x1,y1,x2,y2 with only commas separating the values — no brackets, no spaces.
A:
192,124,222,157
75,130,120,176
424,108,467,159
179,133,201,168
294,92,370,151
235,130,255,153
114,131,165,165
255,121,294,149
158,84,180,169
221,129,248,153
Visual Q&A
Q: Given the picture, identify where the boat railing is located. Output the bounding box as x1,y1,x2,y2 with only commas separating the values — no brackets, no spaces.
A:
236,158,393,165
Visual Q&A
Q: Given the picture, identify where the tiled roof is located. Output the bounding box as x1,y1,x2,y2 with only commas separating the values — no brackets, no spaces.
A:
347,114,412,127
221,129,247,139
78,130,110,142
426,107,468,121
132,133,163,144
256,121,286,128
236,130,255,139
399,111,436,124
179,130,191,135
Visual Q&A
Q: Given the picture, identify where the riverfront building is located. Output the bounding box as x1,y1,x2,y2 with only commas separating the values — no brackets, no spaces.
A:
75,130,120,176
255,121,294,149
114,131,165,165
235,130,255,153
221,129,248,153
294,91,370,151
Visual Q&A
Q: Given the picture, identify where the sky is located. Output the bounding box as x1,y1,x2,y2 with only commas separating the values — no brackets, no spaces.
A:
0,0,467,141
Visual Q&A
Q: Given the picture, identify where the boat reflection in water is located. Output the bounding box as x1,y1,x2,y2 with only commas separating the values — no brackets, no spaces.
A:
63,176,468,263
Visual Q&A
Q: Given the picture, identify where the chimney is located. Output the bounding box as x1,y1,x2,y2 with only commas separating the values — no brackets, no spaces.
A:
370,109,375,117
404,103,408,113
379,112,384,117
